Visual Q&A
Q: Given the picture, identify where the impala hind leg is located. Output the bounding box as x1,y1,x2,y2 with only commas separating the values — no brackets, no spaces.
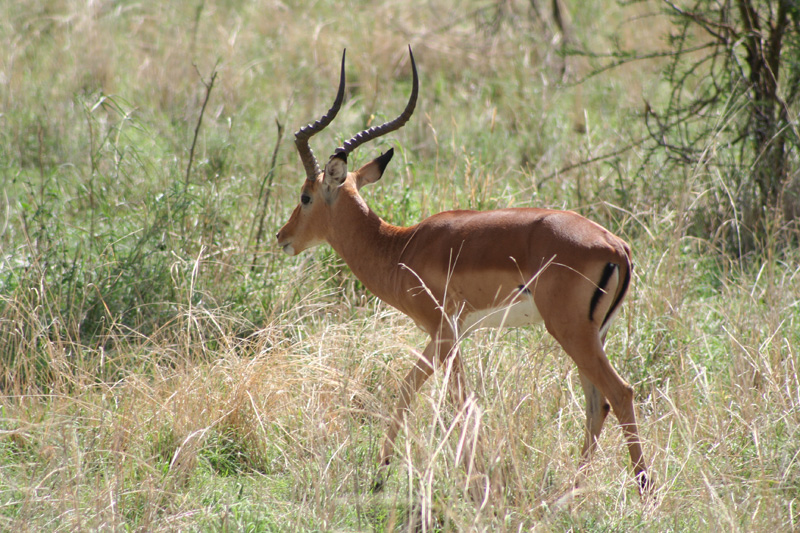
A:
558,333,649,493
577,369,611,471
372,335,455,492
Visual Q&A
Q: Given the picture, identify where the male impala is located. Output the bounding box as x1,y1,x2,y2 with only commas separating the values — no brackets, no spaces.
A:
276,47,649,493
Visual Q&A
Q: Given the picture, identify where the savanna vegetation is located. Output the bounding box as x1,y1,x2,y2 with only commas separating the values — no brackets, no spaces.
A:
1,0,798,530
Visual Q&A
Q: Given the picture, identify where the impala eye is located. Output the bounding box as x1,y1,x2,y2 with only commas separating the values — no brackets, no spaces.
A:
301,194,311,205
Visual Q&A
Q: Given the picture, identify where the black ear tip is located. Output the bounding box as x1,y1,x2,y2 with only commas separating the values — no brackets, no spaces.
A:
332,148,348,162
376,147,394,173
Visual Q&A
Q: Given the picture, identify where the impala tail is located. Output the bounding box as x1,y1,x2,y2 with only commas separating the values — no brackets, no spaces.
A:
592,250,632,336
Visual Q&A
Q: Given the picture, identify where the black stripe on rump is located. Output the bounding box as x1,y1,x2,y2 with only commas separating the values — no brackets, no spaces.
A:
589,263,618,323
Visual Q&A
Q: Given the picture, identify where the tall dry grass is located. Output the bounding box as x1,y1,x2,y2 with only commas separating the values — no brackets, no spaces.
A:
1,0,798,531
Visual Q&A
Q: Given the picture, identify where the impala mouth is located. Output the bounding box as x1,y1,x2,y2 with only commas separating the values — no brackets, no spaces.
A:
281,242,295,256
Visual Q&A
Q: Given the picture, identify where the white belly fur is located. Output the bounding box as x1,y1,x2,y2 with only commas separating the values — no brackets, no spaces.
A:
460,296,543,332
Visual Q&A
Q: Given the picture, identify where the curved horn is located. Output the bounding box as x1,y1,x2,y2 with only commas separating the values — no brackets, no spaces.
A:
340,45,418,155
294,50,347,180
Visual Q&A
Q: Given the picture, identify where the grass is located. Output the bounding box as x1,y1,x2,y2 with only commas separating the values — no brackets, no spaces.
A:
1,0,799,530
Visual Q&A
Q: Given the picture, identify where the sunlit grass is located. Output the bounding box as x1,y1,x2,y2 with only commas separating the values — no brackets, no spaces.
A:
1,0,799,531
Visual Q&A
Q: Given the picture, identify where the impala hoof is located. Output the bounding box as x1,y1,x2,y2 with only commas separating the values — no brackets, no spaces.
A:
636,470,653,496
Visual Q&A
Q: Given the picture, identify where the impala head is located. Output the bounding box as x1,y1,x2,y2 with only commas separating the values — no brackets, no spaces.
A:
276,47,418,256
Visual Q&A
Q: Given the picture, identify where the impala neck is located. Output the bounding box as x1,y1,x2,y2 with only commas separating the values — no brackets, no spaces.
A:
326,188,407,302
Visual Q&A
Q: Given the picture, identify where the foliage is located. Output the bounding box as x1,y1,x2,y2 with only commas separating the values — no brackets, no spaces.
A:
0,0,798,531
643,0,799,251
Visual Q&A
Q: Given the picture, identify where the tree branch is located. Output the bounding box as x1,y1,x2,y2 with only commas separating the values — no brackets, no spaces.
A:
185,64,219,194
251,119,285,270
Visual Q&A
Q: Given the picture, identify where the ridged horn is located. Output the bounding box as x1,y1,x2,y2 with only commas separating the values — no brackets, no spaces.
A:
339,45,418,155
294,50,347,180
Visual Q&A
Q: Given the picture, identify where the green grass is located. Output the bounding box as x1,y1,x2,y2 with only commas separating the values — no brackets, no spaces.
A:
1,0,799,531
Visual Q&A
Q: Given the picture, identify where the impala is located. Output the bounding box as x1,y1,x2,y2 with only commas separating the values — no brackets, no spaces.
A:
276,47,649,494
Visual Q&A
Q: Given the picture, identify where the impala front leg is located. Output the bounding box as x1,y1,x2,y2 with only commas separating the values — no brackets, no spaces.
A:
373,335,455,492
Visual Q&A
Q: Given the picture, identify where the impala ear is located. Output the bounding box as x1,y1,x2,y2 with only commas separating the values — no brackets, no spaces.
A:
355,148,394,190
323,150,348,187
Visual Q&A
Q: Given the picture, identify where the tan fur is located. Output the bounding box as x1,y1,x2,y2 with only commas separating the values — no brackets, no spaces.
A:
277,162,649,494
277,51,648,493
